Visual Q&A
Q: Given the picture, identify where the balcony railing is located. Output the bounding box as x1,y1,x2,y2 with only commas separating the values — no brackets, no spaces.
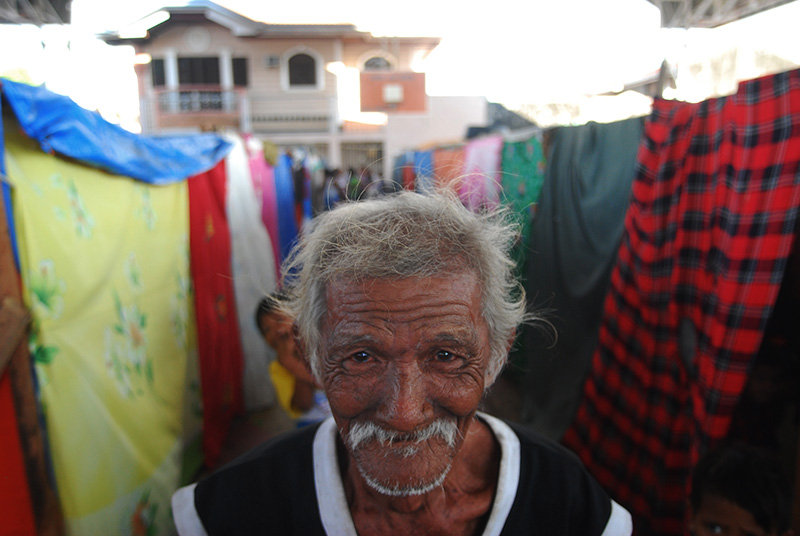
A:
157,88,238,113
141,87,341,135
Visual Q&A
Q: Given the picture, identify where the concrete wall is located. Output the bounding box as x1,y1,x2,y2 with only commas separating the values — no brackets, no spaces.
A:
382,95,488,180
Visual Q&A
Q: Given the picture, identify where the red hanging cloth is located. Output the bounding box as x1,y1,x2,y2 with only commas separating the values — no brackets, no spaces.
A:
563,68,800,535
188,160,245,469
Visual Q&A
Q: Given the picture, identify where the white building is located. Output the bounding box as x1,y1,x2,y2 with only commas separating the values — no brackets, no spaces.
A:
99,0,489,180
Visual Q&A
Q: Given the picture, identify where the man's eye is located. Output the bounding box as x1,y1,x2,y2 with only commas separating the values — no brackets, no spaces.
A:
703,523,723,534
351,352,371,363
435,350,456,362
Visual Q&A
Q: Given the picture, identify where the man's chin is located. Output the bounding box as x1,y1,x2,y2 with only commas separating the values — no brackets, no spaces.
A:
351,444,455,496
357,461,452,497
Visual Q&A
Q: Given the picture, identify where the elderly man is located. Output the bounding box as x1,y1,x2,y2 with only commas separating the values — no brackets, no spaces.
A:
172,191,632,535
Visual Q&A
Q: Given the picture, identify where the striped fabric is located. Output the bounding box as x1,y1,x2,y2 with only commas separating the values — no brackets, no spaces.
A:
562,68,800,535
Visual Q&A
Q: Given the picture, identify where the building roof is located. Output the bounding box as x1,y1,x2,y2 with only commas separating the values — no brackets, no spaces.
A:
97,0,440,48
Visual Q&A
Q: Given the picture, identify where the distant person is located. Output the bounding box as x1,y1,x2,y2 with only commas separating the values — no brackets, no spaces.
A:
689,442,795,536
357,166,377,199
322,169,341,210
333,168,349,201
346,166,361,200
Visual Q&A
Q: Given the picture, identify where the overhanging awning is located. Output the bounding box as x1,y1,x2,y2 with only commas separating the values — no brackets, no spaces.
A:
646,0,795,27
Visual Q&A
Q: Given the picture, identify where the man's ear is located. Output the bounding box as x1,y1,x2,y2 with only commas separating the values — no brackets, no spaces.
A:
296,332,322,388
292,323,307,361
292,323,319,379
504,328,517,356
292,322,313,364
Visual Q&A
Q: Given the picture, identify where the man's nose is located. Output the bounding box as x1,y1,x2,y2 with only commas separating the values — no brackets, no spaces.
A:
376,362,430,432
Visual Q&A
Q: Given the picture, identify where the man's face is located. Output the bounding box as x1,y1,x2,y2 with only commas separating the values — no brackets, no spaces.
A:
319,273,491,496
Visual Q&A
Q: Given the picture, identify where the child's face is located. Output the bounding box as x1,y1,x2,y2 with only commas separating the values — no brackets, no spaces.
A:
690,494,777,536
258,312,293,349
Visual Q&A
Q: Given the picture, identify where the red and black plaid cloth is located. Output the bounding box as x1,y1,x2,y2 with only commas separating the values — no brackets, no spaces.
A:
562,68,800,535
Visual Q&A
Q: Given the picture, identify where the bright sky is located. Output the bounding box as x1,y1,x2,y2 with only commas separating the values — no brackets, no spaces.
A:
1,0,798,130
64,0,665,117
66,0,666,103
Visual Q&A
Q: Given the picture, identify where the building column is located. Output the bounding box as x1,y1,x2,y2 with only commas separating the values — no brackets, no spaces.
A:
328,135,342,168
134,62,153,134
219,48,234,112
164,48,178,113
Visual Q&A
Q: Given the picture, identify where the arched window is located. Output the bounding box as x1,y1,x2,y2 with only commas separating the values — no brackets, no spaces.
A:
364,56,391,71
289,53,317,86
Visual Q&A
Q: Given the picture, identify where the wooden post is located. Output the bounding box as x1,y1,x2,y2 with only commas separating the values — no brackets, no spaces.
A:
0,190,64,535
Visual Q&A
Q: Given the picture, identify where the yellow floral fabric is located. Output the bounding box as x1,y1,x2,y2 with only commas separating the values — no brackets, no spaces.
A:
5,124,202,536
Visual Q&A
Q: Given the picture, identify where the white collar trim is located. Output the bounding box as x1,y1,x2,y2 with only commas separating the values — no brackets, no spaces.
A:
313,412,521,536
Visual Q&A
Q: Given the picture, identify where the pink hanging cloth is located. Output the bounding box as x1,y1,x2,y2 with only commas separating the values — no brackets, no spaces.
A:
459,134,504,211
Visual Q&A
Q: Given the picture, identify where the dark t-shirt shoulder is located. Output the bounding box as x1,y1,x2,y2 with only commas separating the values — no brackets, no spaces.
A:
501,421,614,535
194,423,326,535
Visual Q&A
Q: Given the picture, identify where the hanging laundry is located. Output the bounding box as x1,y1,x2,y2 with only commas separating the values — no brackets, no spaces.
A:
432,144,465,193
7,120,202,535
413,150,435,193
247,139,282,278
562,68,800,535
189,160,244,471
514,118,643,441
224,134,278,412
274,153,300,265
499,132,546,274
459,134,503,212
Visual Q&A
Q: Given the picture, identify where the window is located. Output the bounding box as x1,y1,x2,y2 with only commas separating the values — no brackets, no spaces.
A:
178,57,220,85
151,59,165,87
288,53,316,86
280,48,324,91
232,57,248,87
174,57,222,111
364,56,391,71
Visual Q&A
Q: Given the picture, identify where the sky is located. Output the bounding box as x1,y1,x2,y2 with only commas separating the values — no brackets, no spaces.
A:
66,0,667,103
1,0,799,130
1,0,664,127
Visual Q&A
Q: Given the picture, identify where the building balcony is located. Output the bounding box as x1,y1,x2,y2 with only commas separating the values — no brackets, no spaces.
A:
141,86,340,135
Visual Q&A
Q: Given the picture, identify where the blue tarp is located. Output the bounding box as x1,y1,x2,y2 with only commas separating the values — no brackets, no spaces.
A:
1,78,232,185
0,78,235,271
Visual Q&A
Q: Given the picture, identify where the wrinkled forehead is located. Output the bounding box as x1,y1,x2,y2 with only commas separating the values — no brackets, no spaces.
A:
322,271,484,305
319,273,487,337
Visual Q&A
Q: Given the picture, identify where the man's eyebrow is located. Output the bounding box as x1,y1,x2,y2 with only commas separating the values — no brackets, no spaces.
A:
325,329,381,351
421,331,481,351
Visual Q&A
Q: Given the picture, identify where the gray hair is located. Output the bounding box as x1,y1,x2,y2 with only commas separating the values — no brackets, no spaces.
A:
281,190,530,385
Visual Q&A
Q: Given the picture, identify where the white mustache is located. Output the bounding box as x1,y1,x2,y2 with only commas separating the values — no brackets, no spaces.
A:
345,419,459,453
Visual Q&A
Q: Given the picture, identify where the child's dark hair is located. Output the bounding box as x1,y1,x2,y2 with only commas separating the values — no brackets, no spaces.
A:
253,291,289,329
690,442,793,533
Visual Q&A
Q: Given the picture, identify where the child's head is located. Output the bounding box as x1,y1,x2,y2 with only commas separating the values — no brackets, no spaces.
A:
689,442,794,536
254,292,293,349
